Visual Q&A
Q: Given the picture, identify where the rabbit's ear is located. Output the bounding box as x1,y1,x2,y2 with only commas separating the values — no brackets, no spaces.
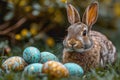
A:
82,1,98,30
67,4,81,24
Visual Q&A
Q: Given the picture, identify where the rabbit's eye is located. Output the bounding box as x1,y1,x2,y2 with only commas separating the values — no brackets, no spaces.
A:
83,30,87,36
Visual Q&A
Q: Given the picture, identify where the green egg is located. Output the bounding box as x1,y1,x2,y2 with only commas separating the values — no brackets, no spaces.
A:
64,63,84,77
24,63,43,75
23,46,41,64
40,52,59,63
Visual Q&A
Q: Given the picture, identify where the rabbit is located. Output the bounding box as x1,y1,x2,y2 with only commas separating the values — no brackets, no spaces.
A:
62,1,117,71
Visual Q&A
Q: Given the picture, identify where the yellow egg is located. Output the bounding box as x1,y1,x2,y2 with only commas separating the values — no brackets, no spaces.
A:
15,34,22,40
21,29,29,37
30,28,38,36
2,56,27,72
46,37,55,47
42,61,69,78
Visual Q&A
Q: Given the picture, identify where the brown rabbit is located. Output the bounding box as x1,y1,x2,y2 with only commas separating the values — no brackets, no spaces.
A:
63,1,117,71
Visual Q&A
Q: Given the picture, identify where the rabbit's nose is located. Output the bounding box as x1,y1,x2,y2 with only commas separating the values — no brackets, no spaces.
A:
68,41,77,47
70,43,76,47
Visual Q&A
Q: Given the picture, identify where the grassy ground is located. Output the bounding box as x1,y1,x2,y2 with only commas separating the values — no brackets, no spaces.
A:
0,42,120,80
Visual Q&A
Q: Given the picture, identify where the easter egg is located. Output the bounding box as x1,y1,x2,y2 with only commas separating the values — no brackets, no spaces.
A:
42,61,69,78
24,63,43,75
23,46,41,64
1,56,27,72
40,52,59,63
64,63,84,77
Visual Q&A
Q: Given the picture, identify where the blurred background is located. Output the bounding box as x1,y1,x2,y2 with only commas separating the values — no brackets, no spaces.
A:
0,0,120,57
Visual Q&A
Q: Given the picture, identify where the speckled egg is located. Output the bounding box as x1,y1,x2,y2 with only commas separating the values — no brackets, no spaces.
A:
24,63,43,75
64,63,84,77
42,61,69,78
1,56,27,72
23,46,41,64
40,52,59,63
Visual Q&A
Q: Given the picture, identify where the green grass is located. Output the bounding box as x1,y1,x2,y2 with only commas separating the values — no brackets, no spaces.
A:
0,43,120,80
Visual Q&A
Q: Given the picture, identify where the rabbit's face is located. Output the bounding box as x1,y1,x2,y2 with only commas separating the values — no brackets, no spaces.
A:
63,22,93,52
64,2,98,52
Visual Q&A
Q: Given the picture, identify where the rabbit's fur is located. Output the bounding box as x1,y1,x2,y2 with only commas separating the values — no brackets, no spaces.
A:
63,1,117,71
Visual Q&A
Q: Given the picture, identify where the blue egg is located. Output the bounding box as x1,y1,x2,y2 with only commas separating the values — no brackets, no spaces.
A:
64,63,84,77
40,52,59,63
24,63,43,75
23,47,41,64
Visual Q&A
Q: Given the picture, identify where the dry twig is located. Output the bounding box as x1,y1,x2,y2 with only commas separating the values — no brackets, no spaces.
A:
0,18,27,35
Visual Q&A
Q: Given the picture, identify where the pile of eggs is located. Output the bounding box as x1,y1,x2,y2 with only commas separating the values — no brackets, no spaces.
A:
1,46,84,78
